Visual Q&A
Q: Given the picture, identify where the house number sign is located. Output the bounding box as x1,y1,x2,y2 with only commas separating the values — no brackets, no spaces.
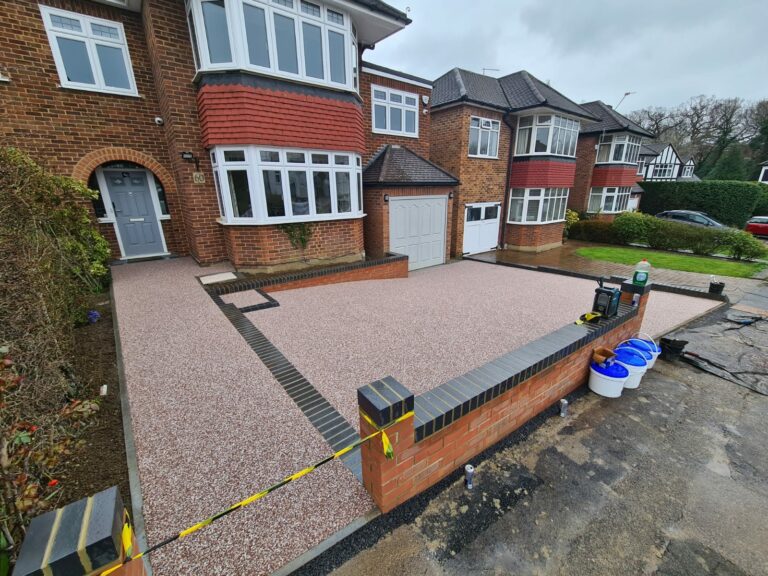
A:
192,172,205,184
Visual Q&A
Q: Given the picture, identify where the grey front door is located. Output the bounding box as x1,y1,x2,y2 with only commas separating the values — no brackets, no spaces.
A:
104,170,165,258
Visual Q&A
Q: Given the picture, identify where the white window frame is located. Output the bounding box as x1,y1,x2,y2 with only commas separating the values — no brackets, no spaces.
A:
507,188,569,225
652,163,675,179
371,84,419,138
39,5,138,97
682,164,694,177
186,0,356,92
514,113,579,157
587,186,631,214
596,133,642,165
211,146,363,225
636,159,645,176
468,116,501,159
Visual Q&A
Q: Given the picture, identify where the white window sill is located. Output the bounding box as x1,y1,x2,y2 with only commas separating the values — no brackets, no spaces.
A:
216,212,366,226
506,219,566,226
194,66,356,95
594,162,640,167
58,83,140,98
587,210,626,215
468,154,500,160
372,128,419,139
513,153,576,159
0,76,10,83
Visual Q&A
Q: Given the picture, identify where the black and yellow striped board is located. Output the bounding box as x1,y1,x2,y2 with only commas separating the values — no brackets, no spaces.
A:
14,487,126,576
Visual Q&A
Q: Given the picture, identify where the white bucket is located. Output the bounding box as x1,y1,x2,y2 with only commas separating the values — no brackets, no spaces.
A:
630,333,661,369
588,363,629,398
614,346,648,389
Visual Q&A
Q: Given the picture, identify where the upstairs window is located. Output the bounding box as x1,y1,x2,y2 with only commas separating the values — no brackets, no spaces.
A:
596,133,642,164
372,85,418,137
39,6,137,96
636,159,645,176
186,0,355,91
515,114,578,157
652,163,675,179
468,116,500,158
507,188,569,224
682,164,694,177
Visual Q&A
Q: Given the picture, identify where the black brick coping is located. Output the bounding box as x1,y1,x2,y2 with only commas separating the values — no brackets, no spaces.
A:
357,301,639,443
214,300,363,481
464,254,729,302
204,253,408,297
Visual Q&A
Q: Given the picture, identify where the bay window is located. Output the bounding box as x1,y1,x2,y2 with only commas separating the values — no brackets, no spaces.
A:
596,133,642,164
587,187,631,213
515,114,579,157
212,146,363,224
186,0,356,91
39,5,138,96
507,188,569,224
469,116,500,158
372,85,419,137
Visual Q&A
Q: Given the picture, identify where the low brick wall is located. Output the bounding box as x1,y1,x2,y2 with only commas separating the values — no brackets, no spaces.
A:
205,253,408,296
504,221,565,252
358,283,650,513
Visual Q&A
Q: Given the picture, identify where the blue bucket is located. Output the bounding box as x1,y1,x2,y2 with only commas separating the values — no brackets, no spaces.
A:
588,361,629,398
614,347,648,389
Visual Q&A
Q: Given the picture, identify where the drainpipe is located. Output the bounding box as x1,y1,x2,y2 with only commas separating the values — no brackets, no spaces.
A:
499,111,515,249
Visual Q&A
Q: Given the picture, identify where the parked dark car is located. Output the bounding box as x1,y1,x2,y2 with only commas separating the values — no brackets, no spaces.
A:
746,216,768,237
655,210,725,228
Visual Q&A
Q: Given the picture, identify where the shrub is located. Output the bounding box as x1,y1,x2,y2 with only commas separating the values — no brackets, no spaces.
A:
563,209,580,238
753,187,768,216
639,180,763,228
613,212,653,244
681,226,730,256
721,229,768,261
568,220,619,244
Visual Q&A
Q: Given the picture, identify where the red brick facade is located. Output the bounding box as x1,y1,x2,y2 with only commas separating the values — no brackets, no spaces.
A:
360,290,650,513
198,84,365,153
363,187,454,260
360,70,431,163
504,222,565,252
571,135,598,213
430,105,512,257
508,158,577,188
222,219,364,271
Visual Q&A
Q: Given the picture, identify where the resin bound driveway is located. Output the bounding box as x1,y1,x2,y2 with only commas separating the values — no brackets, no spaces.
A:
112,257,718,575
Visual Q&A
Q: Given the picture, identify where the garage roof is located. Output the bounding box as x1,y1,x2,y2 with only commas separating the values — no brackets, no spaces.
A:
364,145,459,187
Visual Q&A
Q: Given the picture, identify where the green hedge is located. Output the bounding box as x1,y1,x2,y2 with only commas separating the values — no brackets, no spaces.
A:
754,187,768,216
639,180,763,228
571,212,767,261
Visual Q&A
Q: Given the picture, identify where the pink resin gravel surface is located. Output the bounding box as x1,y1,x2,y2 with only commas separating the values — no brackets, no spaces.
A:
221,289,269,308
251,261,720,428
111,259,373,576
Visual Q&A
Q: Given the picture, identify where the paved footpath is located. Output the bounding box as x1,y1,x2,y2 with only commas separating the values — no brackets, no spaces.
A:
111,258,373,576
479,241,765,304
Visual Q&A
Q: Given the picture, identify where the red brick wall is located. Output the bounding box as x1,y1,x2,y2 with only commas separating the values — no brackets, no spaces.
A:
360,71,431,163
430,105,511,257
505,222,565,251
509,159,577,188
222,219,364,268
571,135,598,213
263,258,408,293
591,165,640,187
198,84,365,153
363,187,454,260
0,0,188,260
360,292,649,513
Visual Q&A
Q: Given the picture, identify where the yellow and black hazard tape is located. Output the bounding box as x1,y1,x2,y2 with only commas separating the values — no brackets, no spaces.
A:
101,410,414,575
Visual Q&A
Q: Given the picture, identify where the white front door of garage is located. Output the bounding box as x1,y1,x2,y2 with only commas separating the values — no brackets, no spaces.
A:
389,196,447,271
463,203,501,255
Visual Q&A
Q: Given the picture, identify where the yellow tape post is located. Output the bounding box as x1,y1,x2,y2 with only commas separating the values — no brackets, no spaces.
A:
99,410,413,575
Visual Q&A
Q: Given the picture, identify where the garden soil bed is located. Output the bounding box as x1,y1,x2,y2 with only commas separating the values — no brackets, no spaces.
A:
56,292,130,508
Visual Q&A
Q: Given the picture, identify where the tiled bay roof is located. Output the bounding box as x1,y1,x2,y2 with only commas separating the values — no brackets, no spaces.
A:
578,100,653,137
363,145,459,187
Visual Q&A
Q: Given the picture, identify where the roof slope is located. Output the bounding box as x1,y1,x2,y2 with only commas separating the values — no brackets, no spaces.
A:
363,145,459,187
640,142,669,157
578,101,653,137
361,60,432,86
351,0,411,23
431,68,597,121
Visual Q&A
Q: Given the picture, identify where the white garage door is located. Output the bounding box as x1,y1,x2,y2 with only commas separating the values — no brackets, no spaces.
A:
390,196,447,271
463,203,501,255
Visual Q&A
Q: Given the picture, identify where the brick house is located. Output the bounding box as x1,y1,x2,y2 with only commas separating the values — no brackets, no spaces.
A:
570,100,653,219
0,0,433,272
429,68,599,254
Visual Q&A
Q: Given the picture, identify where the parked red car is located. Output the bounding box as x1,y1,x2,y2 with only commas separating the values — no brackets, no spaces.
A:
745,216,768,237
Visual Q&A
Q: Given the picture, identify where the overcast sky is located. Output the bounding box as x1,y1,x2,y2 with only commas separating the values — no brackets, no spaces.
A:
366,0,764,112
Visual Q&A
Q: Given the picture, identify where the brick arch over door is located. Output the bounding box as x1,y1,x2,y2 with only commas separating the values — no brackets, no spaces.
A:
72,147,176,194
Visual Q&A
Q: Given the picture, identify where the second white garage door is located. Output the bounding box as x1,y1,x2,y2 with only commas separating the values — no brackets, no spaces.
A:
389,196,447,271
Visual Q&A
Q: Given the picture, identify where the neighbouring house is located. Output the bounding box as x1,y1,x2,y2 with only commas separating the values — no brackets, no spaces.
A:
429,68,599,255
570,100,653,219
760,161,768,184
1,0,421,271
630,142,697,212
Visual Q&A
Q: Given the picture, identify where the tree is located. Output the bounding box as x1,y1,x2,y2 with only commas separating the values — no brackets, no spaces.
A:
705,145,748,180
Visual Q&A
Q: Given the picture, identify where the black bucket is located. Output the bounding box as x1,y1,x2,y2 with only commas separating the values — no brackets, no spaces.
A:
709,281,725,295
660,338,688,360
